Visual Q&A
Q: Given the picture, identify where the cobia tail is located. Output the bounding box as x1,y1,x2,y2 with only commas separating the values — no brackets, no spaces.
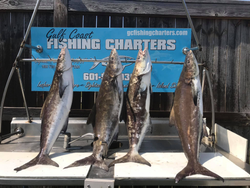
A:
14,47,74,172
169,50,223,183
64,49,124,171
109,47,152,167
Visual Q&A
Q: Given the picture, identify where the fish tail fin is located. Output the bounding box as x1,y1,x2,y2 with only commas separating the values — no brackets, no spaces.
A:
64,154,108,171
109,149,151,167
175,162,224,183
14,153,59,172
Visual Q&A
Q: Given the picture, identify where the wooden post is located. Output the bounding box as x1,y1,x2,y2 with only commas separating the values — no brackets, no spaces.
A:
54,0,68,27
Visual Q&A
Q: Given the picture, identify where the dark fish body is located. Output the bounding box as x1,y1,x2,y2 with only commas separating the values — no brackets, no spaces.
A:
170,50,223,183
65,49,123,171
14,47,74,172
109,48,152,167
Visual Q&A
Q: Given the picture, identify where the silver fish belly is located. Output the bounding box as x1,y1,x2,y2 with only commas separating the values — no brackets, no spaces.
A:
14,47,74,172
109,47,152,167
170,50,223,183
64,48,123,171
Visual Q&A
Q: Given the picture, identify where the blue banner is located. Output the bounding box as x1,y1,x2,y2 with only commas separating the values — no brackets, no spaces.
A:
31,27,191,92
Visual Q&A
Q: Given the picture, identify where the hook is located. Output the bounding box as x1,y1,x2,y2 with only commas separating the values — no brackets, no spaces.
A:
79,57,83,64
31,55,36,60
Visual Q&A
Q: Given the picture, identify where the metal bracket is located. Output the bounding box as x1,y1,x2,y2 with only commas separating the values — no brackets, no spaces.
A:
0,127,24,143
61,132,71,149
84,178,114,188
24,44,43,53
182,47,199,54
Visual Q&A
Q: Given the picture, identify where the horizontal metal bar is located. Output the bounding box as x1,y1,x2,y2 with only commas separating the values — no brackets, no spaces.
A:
20,58,204,66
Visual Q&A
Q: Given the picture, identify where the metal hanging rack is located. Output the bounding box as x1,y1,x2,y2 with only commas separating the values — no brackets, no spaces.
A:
0,0,215,145
0,0,41,140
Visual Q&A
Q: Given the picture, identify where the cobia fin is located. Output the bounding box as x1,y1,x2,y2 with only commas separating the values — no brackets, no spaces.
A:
14,153,59,172
64,154,108,171
120,99,127,123
59,82,68,98
175,162,224,183
191,79,198,106
87,103,96,126
108,150,151,167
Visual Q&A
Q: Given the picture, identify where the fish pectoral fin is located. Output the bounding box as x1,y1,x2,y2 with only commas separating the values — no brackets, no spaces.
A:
59,83,67,98
139,83,147,93
120,99,127,123
175,162,224,183
169,107,175,127
14,154,59,172
191,80,198,106
138,63,152,76
193,95,198,106
109,150,151,167
87,103,96,126
64,154,109,171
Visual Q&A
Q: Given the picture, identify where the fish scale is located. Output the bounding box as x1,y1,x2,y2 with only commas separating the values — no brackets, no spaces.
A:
64,48,124,171
14,47,74,172
109,47,152,168
170,50,223,183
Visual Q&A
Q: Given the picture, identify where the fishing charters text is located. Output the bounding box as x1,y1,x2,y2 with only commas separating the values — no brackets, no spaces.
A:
46,28,176,50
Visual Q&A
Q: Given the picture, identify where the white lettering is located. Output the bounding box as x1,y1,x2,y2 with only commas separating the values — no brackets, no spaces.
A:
150,39,157,50
68,39,77,49
157,40,166,50
92,39,100,50
124,39,133,50
167,39,176,50
115,39,124,50
134,39,142,50
82,39,91,49
106,39,114,50
59,39,67,49
47,39,53,49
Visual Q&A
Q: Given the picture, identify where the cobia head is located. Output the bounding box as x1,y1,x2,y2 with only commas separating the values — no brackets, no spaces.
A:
183,50,199,81
134,47,152,76
56,47,72,73
107,48,123,77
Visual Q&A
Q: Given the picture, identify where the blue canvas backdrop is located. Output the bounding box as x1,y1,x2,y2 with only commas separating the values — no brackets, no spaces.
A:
31,27,191,92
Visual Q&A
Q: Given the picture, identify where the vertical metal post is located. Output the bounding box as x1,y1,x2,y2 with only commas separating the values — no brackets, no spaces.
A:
0,0,41,133
182,0,215,137
202,67,206,94
205,70,215,136
181,0,201,50
16,67,31,123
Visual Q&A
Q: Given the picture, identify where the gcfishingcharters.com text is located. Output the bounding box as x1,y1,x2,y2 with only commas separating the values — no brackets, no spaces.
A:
127,30,188,36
